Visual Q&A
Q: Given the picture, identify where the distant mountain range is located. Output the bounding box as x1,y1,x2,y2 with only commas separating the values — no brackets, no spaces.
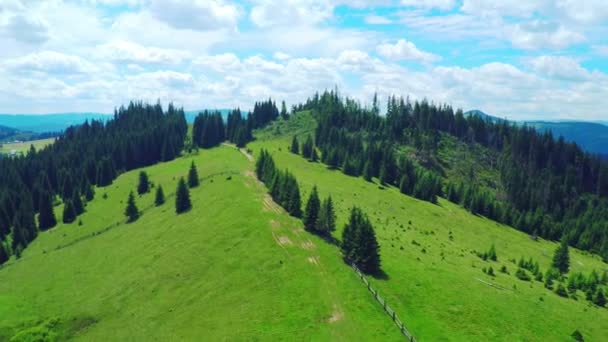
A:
465,110,608,157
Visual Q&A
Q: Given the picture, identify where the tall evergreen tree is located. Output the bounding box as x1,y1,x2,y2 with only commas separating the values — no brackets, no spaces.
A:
552,239,570,274
62,200,76,224
84,181,95,201
188,161,199,188
155,185,165,206
125,191,140,223
303,186,320,231
316,196,336,235
137,171,150,194
594,288,606,307
175,177,192,214
290,135,299,154
38,192,57,231
341,207,381,274
0,241,8,265
72,191,84,216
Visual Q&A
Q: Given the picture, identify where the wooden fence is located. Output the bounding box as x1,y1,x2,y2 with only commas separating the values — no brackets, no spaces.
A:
350,263,416,341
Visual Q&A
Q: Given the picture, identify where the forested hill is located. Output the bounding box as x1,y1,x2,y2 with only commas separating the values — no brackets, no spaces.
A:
0,102,187,258
296,91,608,261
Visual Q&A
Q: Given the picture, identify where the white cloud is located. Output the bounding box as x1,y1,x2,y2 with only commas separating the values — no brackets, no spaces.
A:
98,40,190,65
557,0,608,24
2,51,100,75
250,0,333,27
273,52,291,60
400,0,456,10
510,20,585,49
592,45,608,56
1,14,49,44
529,56,591,81
149,0,241,31
460,0,545,18
377,39,441,63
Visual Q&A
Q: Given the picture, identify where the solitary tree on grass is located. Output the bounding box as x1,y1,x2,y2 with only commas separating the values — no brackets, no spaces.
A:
125,191,140,223
155,185,165,206
552,239,570,274
175,178,192,214
188,162,199,188
138,171,150,194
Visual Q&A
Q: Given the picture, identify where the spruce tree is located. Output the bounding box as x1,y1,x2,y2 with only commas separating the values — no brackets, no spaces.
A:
303,186,320,231
341,207,381,274
552,239,570,274
0,241,8,265
38,192,57,231
72,191,84,216
84,182,95,201
188,162,199,188
175,177,192,214
316,196,336,235
155,185,165,206
290,136,299,154
287,177,302,218
595,288,606,307
138,171,150,194
62,200,76,224
363,161,373,182
125,191,140,223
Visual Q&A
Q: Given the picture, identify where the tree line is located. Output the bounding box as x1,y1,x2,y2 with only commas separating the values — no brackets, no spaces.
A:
298,89,608,261
0,101,188,263
256,149,381,274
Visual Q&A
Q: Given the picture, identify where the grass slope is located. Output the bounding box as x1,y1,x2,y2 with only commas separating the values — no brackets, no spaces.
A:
0,138,56,155
0,146,401,341
251,114,608,341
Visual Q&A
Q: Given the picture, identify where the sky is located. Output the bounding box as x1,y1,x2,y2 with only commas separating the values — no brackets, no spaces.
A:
0,0,607,120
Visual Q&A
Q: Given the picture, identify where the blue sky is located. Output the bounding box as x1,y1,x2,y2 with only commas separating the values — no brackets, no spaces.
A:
0,0,607,120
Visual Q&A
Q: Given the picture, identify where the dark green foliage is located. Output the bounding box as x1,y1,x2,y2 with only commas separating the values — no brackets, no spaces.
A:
316,196,336,236
175,177,192,214
84,182,95,201
477,244,498,261
552,239,570,274
37,192,56,231
226,109,253,147
188,162,199,188
280,100,289,120
595,288,606,307
290,135,299,154
486,266,495,276
124,191,139,223
500,265,509,274
341,207,381,274
62,200,76,224
544,267,561,289
0,241,8,265
251,99,279,129
571,329,584,342
301,135,315,161
515,268,531,281
137,171,150,194
555,283,568,297
192,111,225,148
96,157,117,187
155,185,165,206
72,191,84,216
303,186,320,231
256,149,302,218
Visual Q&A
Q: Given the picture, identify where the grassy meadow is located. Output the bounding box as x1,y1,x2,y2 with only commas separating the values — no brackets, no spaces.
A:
0,146,400,341
0,138,56,155
249,113,608,341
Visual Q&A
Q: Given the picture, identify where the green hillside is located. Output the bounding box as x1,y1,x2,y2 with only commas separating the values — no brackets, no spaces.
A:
250,112,608,341
0,146,400,341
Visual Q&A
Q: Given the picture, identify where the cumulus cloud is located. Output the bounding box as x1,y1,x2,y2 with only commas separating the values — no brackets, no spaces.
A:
400,0,456,10
149,0,241,31
510,20,585,49
2,51,100,75
1,14,49,44
529,56,591,81
364,15,392,25
377,39,441,63
250,0,333,27
98,40,190,65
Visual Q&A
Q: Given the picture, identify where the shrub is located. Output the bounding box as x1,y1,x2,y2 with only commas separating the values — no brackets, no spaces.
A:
515,268,531,281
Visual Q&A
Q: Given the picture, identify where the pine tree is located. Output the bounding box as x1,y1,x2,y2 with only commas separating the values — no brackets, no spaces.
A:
290,135,299,154
84,182,95,201
175,177,192,214
363,161,373,182
287,177,302,218
138,171,150,194
341,207,381,274
38,192,57,231
72,191,84,216
62,200,76,224
595,288,606,307
303,186,320,231
188,162,199,188
316,196,336,235
0,241,8,265
552,239,570,274
125,191,140,223
155,185,165,206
